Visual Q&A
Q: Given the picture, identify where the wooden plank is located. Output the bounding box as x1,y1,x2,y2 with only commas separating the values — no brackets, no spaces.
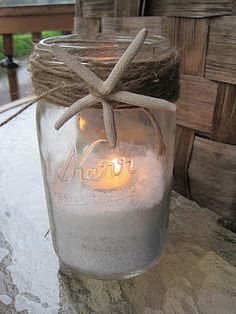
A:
0,4,74,17
169,18,209,76
205,17,236,84
101,16,170,39
189,137,236,219
211,83,236,145
74,17,101,33
77,0,114,17
114,0,141,17
233,0,236,15
173,126,195,198
176,75,218,134
145,0,232,18
0,15,73,34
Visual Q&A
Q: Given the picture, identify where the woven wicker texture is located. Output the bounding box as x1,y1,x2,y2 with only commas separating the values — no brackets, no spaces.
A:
75,0,236,220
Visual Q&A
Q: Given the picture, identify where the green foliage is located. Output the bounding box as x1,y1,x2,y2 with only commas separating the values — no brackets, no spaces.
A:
0,31,62,59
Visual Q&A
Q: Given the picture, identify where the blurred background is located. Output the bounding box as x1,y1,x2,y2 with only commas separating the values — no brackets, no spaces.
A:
0,0,74,104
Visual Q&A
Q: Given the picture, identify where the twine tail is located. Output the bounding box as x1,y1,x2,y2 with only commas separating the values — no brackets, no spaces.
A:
0,97,37,127
102,100,117,148
141,108,166,155
0,85,65,128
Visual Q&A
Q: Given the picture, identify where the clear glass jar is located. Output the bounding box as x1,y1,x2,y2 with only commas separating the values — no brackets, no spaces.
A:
36,34,176,279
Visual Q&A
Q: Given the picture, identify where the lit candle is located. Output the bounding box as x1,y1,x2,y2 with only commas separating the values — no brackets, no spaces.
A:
56,137,137,190
75,120,138,190
88,157,136,190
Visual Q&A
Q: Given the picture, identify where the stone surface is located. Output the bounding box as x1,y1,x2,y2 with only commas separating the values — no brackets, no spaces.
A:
0,105,235,313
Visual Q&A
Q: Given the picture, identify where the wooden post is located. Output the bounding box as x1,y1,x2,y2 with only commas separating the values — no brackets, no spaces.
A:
0,34,18,68
7,69,20,101
32,32,42,43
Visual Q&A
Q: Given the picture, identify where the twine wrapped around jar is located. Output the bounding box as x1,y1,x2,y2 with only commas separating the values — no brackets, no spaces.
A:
30,32,179,108
1,29,179,151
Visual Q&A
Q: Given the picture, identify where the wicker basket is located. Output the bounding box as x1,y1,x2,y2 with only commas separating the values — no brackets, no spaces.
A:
75,0,236,220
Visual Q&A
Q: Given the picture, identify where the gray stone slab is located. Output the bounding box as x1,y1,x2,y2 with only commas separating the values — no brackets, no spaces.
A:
0,105,235,313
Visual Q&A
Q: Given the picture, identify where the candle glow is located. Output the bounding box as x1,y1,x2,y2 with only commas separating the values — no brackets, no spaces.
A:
89,157,134,190
57,144,137,190
79,117,86,131
76,119,135,189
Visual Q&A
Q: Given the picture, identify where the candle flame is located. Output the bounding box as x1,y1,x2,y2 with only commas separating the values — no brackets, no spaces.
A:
112,158,121,175
79,117,86,131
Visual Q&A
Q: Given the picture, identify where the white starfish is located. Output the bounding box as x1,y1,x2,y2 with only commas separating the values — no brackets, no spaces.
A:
52,28,176,147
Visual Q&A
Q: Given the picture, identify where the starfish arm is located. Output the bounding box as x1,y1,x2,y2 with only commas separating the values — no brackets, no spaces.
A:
51,45,104,94
54,94,98,130
108,91,176,112
102,28,148,95
101,100,117,148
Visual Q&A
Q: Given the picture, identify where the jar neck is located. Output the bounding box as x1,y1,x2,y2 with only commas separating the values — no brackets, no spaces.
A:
31,33,179,107
37,33,172,65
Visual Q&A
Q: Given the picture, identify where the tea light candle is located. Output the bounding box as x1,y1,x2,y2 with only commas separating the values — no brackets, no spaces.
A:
90,158,131,190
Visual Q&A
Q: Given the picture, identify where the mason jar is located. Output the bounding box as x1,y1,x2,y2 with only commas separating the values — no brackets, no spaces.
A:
34,33,177,279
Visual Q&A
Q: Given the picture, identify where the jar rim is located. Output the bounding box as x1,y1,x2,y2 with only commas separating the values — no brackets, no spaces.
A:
40,33,170,49
38,33,171,63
